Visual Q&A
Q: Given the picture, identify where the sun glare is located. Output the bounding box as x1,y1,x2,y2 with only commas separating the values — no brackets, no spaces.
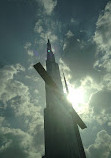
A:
67,86,86,113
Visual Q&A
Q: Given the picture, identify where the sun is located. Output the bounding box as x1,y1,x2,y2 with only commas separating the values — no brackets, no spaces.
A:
67,85,86,113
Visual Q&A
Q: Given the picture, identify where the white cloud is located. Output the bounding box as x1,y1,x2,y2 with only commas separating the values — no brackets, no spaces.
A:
93,2,111,127
27,50,34,57
89,90,111,125
70,18,79,25
34,19,43,33
24,42,34,57
103,73,111,90
94,1,111,52
81,76,102,92
107,121,111,126
33,1,61,54
0,64,43,127
38,0,57,15
0,64,44,157
24,42,32,50
93,1,111,72
59,58,72,81
80,76,103,113
40,31,58,43
0,64,43,128
0,127,43,158
15,63,25,72
34,19,58,44
65,30,74,39
86,130,111,158
63,43,67,51
0,64,25,102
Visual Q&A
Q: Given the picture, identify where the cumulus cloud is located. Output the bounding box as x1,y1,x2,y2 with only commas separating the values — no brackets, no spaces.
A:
34,19,43,33
0,64,44,157
0,64,43,127
0,127,43,158
65,30,74,39
24,42,34,57
91,1,111,127
0,78,28,105
40,31,58,43
33,0,61,47
80,76,103,109
24,42,32,50
27,50,34,57
0,64,25,102
89,90,111,125
32,0,61,63
81,76,102,92
103,73,111,90
94,1,111,53
34,18,58,46
90,90,111,114
94,1,111,72
58,58,72,96
86,130,111,158
37,0,57,15
59,58,72,81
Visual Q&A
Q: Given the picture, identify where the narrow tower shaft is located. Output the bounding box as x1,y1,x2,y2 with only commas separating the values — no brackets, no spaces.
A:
46,39,63,108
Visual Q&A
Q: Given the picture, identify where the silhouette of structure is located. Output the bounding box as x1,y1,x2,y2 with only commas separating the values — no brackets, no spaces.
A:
34,39,87,158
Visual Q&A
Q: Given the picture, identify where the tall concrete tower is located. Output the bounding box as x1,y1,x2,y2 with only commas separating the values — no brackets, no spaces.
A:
34,39,87,158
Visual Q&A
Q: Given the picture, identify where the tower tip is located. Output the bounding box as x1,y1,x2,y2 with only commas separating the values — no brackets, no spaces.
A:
48,39,50,44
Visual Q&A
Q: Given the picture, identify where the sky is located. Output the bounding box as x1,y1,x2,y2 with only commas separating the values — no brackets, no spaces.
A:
0,0,111,157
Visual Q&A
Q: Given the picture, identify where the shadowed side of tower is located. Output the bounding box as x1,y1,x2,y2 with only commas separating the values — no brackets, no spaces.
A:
34,39,87,158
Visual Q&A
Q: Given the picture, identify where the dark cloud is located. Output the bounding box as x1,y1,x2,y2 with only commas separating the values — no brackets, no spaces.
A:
62,35,96,82
56,0,109,36
89,89,111,126
90,90,111,115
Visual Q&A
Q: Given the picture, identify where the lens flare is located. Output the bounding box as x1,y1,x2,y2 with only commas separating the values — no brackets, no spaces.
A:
67,86,86,113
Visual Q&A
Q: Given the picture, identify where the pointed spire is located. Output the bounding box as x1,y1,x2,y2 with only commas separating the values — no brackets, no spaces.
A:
63,72,69,94
47,39,55,62
47,39,52,51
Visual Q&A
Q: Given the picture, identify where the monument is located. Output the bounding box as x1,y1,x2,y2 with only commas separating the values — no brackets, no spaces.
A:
34,39,87,158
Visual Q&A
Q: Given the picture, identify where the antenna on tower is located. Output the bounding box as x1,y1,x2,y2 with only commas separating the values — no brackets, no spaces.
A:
63,72,69,94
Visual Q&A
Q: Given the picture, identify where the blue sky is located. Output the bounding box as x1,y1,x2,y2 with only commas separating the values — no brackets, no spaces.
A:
0,0,111,158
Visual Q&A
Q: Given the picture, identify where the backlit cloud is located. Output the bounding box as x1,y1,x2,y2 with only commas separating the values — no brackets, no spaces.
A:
0,64,44,157
86,130,111,158
94,1,111,72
